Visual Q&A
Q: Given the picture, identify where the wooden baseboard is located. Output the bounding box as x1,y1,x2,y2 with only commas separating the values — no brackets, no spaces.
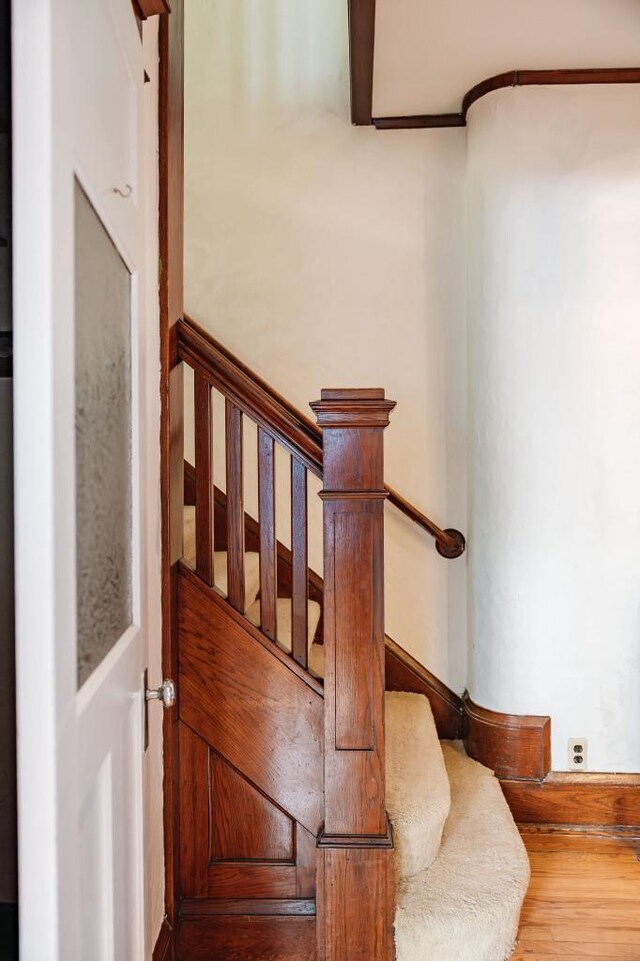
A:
502,773,640,827
384,637,465,740
463,692,551,780
152,919,174,961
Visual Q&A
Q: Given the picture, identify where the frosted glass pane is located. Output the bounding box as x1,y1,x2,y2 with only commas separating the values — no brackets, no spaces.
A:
75,181,132,687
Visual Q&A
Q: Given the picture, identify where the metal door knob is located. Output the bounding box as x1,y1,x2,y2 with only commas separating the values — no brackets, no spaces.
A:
145,678,176,708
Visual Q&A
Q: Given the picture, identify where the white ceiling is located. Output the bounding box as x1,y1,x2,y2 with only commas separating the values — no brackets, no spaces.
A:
372,0,640,117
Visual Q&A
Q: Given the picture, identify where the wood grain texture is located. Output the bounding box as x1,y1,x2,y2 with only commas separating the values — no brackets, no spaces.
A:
179,717,316,903
313,389,395,961
318,848,395,961
503,775,640,827
180,916,316,961
258,429,277,640
180,899,316,917
374,67,640,129
225,400,245,612
178,570,324,834
513,829,640,959
159,0,183,930
464,692,551,780
211,753,294,862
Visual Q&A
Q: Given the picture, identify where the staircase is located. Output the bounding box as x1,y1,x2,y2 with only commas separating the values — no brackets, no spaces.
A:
173,315,530,961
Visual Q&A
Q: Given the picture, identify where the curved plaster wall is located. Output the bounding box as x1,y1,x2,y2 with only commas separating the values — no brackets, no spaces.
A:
467,84,640,771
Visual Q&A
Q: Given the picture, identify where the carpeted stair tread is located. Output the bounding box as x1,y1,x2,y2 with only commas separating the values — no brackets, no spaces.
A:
394,741,530,961
246,598,321,653
182,506,261,612
385,692,451,879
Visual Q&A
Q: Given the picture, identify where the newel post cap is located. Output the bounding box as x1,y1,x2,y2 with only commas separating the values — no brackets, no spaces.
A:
310,388,396,429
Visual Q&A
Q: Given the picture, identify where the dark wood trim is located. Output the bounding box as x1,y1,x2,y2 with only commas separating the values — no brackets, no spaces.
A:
180,899,316,917
179,315,465,557
178,562,324,697
374,113,465,130
463,692,551,781
384,636,465,740
373,66,640,130
152,919,174,961
348,0,376,125
159,0,184,937
502,774,640,827
133,0,171,18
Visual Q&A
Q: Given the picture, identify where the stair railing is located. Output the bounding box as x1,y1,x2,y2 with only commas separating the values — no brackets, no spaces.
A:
179,314,465,559
177,314,463,959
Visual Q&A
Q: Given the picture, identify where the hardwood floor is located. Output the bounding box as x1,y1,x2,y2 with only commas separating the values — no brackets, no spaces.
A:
513,827,640,959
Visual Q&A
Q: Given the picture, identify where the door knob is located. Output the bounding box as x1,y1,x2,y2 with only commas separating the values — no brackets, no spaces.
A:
145,678,176,708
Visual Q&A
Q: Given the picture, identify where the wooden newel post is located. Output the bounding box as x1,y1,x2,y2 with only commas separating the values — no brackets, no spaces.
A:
311,388,396,961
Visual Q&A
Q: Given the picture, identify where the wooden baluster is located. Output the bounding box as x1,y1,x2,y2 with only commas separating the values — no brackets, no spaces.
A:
194,372,213,585
225,399,245,611
290,456,308,668
311,388,396,961
257,428,277,640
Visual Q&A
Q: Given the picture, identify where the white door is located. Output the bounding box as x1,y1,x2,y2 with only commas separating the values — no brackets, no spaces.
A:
12,2,162,959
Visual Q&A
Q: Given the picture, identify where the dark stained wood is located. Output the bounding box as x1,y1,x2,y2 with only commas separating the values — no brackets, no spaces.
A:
348,0,376,126
211,753,294,862
152,919,174,961
179,916,315,961
132,0,170,18
178,316,464,558
463,692,551,781
385,636,465,739
225,399,245,612
178,570,324,834
258,429,277,640
311,388,396,961
159,0,183,935
290,457,309,667
179,722,209,899
318,847,394,961
178,714,317,903
194,373,213,585
374,67,640,129
374,113,464,129
502,774,640,827
181,899,315,917
179,562,322,695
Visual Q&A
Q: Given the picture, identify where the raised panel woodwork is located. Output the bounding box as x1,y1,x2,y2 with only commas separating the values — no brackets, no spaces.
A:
178,571,324,834
179,718,317,902
333,512,374,751
180,916,316,961
210,753,294,863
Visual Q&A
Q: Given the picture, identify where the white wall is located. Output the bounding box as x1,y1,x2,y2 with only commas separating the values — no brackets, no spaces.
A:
184,0,468,691
374,0,640,116
467,84,640,772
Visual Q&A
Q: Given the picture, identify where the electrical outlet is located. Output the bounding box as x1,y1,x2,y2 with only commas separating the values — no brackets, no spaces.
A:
568,738,588,770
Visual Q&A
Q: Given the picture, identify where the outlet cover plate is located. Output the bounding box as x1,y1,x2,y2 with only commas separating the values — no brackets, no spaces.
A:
568,738,588,770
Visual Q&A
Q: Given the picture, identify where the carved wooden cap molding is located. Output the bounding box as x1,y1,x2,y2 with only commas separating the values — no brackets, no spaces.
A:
311,389,396,428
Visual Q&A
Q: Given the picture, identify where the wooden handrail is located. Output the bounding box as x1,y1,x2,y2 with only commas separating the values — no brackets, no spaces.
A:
179,314,466,558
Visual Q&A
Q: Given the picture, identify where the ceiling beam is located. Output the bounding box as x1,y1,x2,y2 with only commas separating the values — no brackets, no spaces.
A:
348,0,376,125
